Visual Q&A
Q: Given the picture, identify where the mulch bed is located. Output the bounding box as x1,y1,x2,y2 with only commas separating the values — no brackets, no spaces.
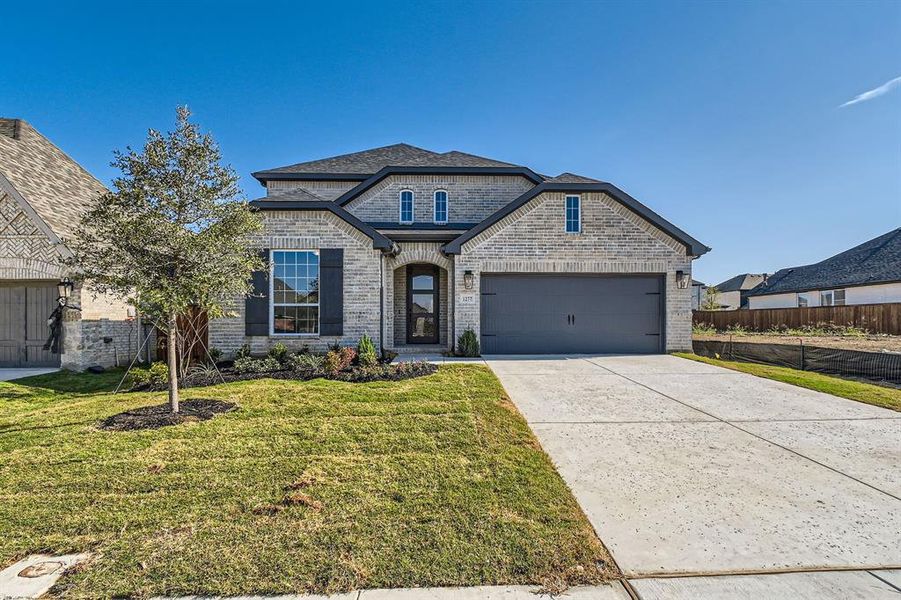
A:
99,399,237,431
131,362,438,392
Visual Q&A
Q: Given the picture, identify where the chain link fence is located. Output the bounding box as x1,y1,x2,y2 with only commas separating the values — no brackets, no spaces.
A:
693,339,901,384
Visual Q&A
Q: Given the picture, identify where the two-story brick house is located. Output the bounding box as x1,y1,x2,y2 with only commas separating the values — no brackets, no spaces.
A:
209,144,709,356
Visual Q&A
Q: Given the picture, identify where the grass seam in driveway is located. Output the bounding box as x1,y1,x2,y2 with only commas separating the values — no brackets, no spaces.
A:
673,352,900,412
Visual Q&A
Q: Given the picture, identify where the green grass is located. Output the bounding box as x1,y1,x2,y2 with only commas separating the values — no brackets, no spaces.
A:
674,353,901,412
0,365,612,598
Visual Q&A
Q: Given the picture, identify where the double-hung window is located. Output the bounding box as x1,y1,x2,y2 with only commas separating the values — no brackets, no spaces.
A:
399,190,414,224
565,195,581,233
271,250,319,335
434,190,448,224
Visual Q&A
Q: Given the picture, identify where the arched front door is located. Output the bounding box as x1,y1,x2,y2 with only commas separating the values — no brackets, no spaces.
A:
406,265,439,344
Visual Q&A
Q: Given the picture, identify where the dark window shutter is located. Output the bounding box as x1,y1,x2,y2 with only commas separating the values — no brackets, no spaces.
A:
245,248,270,336
319,248,343,336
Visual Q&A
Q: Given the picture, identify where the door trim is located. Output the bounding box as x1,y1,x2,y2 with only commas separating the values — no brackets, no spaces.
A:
406,264,440,344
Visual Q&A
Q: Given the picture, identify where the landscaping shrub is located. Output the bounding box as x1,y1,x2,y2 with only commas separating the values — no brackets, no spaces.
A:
268,342,290,364
457,328,480,357
235,343,251,360
330,361,437,382
357,334,378,367
290,353,324,372
233,356,283,374
340,346,357,366
207,347,223,364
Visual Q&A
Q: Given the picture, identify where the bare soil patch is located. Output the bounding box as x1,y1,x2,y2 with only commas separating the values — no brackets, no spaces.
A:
694,333,901,353
99,398,236,431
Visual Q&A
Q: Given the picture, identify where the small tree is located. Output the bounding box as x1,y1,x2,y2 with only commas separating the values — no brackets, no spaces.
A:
701,286,721,311
66,107,262,413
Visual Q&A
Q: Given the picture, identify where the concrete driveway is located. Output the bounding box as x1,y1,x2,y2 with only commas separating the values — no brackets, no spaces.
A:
0,368,59,382
485,354,901,594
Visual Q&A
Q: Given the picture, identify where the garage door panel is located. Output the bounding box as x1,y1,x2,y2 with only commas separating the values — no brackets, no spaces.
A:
480,274,663,355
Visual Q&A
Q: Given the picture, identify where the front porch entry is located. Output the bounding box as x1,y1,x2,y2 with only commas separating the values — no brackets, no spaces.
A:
406,264,439,344
390,262,450,351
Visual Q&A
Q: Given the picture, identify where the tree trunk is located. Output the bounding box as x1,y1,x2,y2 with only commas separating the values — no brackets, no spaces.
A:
167,316,179,414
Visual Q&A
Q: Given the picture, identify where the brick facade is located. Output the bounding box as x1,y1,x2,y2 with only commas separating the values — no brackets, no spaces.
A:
266,179,359,201
343,174,534,224
207,210,383,356
453,191,693,352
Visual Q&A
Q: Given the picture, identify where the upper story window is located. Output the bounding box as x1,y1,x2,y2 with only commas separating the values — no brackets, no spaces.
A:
565,195,581,233
271,250,319,335
821,289,846,306
433,190,448,224
399,190,414,224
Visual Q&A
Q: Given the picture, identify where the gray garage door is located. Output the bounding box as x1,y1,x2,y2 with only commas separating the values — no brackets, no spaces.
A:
480,274,663,354
0,283,60,367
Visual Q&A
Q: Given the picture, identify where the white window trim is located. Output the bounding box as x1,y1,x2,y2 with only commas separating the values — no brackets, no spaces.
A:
269,249,320,337
399,189,414,224
433,189,448,225
821,289,847,306
565,194,581,234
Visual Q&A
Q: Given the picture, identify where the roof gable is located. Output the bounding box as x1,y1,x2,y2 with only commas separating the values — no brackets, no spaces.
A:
443,182,710,257
714,273,768,292
748,228,901,296
0,119,106,242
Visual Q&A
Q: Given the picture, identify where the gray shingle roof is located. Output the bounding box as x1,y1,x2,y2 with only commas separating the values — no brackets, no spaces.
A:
714,273,768,292
256,143,522,176
747,228,901,296
545,172,602,183
0,118,106,241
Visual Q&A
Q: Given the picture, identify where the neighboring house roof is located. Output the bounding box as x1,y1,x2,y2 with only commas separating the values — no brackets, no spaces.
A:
747,227,901,297
714,273,768,293
247,199,394,250
0,118,106,243
692,280,706,287
253,143,523,180
442,181,711,257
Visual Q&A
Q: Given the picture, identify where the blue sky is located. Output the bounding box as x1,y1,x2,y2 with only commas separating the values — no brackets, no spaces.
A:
1,0,899,285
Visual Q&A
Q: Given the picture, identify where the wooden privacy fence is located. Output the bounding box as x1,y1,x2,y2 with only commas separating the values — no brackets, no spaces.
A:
693,303,901,335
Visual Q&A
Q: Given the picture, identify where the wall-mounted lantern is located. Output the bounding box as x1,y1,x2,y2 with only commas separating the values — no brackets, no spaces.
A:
675,270,690,289
57,277,74,306
463,270,474,290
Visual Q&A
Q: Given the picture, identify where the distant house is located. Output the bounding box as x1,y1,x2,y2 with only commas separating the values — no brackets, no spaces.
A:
746,228,901,309
711,273,768,310
690,280,707,310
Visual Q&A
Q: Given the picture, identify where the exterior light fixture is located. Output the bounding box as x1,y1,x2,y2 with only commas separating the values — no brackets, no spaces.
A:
57,278,74,306
675,270,689,289
463,270,474,290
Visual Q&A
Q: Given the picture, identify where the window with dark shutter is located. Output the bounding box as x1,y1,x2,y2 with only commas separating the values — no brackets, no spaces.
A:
245,248,270,336
319,249,344,336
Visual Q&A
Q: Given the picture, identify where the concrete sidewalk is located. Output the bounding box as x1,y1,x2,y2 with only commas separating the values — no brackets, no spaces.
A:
0,368,59,382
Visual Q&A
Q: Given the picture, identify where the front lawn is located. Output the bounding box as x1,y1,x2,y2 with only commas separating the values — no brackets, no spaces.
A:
0,365,613,598
674,353,901,412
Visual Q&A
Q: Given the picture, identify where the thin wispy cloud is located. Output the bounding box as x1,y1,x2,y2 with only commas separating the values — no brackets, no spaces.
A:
839,75,901,108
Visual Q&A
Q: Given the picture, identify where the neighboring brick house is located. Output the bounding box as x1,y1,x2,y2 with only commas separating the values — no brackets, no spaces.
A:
0,118,145,369
210,144,710,356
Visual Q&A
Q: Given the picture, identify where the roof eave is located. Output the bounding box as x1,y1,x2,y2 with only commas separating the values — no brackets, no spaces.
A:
747,277,901,297
248,200,394,250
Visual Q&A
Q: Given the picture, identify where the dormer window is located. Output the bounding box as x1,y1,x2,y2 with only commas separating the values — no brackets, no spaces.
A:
399,190,414,224
434,190,448,224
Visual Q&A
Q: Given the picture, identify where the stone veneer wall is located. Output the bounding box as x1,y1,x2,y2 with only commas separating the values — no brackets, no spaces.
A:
207,210,382,356
454,191,693,352
383,242,452,350
344,175,534,224
60,284,147,370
